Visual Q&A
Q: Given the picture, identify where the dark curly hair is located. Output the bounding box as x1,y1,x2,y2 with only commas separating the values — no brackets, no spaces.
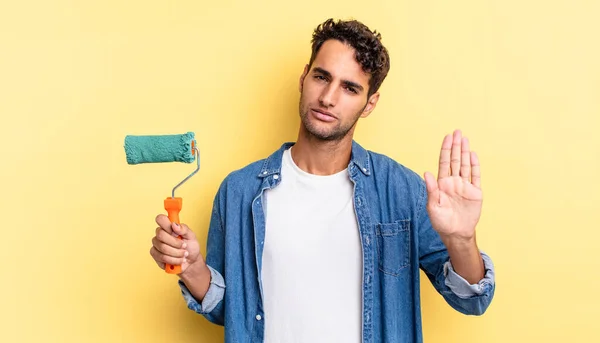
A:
308,18,390,98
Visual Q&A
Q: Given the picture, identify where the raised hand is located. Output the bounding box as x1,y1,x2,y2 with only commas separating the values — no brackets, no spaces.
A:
423,130,483,241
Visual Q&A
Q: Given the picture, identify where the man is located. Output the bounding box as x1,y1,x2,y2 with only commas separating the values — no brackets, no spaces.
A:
150,18,495,343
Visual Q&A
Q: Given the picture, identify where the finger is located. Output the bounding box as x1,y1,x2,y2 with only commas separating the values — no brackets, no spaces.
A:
155,214,173,235
450,130,462,176
460,137,471,182
438,134,452,178
471,151,481,188
149,246,186,266
172,222,196,240
149,247,165,269
155,226,186,249
152,236,188,258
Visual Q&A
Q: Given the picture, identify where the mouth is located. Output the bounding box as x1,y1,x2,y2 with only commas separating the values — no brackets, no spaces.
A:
310,108,337,122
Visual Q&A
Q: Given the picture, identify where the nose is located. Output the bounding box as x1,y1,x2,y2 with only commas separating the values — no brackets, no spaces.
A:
319,84,338,107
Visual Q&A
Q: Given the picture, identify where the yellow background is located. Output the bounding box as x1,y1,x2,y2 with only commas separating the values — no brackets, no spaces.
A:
1,1,598,342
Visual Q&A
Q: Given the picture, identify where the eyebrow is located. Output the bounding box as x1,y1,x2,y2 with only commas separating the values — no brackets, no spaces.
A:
313,67,365,92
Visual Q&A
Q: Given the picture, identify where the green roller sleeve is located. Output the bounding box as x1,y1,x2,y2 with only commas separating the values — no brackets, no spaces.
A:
124,132,195,164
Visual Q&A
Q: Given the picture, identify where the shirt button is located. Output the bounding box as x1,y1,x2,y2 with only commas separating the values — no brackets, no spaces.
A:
256,314,262,321
273,174,279,180
263,171,267,175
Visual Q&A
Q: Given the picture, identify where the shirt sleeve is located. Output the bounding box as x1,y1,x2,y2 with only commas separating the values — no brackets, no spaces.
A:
178,264,226,314
443,251,495,299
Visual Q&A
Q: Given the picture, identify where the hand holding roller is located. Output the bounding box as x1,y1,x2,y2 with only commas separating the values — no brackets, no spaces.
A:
124,132,200,274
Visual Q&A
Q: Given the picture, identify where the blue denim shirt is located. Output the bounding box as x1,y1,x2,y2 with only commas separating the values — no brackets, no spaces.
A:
179,141,495,343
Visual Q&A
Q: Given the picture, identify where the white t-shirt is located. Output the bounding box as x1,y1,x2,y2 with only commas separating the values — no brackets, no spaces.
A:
262,147,362,343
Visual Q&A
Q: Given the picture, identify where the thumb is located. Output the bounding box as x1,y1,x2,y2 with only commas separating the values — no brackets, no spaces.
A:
424,172,439,203
171,222,195,240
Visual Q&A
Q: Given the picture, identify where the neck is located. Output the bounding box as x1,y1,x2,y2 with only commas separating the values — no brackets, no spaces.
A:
291,126,354,175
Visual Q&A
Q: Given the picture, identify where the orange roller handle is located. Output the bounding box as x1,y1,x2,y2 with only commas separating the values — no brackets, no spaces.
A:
164,197,183,274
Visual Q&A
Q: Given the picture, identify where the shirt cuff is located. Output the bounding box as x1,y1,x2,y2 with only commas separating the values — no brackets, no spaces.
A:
178,265,226,313
443,251,495,299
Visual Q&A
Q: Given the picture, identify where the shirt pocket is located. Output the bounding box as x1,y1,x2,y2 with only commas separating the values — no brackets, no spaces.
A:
376,220,410,276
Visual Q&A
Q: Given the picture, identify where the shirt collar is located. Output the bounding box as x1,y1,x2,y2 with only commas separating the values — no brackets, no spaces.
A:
258,140,371,178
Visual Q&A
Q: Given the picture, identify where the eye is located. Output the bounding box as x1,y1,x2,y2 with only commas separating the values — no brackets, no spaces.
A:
345,86,358,94
314,75,327,81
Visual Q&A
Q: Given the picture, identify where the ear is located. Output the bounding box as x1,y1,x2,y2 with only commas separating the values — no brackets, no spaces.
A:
360,92,380,118
299,64,309,93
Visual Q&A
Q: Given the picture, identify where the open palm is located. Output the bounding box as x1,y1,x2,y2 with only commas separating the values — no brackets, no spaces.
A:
424,130,483,240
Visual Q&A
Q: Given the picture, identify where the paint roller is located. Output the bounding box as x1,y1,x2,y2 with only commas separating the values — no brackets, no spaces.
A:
123,132,200,274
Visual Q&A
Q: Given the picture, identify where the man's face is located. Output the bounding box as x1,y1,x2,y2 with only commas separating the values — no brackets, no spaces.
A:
299,39,379,141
